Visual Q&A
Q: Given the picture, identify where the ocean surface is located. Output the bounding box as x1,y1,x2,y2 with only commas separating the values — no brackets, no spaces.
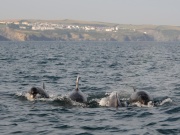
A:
0,41,179,135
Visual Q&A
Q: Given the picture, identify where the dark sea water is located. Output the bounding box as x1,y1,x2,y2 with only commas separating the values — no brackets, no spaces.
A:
0,41,180,135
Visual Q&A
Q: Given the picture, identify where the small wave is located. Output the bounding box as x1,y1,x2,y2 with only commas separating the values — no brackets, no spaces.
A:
157,128,180,135
0,104,9,112
164,106,180,114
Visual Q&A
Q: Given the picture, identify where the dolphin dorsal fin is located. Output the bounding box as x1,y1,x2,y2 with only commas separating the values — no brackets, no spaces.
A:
75,76,80,91
43,82,45,90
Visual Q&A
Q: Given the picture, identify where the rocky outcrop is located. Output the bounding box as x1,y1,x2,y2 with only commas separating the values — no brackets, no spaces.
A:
1,28,27,41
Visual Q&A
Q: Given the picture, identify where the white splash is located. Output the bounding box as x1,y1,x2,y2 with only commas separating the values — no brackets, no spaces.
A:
24,93,35,101
99,97,109,106
160,98,172,105
132,101,154,107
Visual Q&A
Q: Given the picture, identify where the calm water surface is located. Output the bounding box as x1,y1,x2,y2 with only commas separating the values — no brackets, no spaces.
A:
0,41,180,135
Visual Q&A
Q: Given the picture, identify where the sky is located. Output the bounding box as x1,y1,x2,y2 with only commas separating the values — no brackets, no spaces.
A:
0,0,180,26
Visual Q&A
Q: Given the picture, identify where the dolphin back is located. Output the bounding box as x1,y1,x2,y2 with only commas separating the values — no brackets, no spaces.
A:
108,92,121,108
69,90,87,103
36,87,49,98
130,91,153,105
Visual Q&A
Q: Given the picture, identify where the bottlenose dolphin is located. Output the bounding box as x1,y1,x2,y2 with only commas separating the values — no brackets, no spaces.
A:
99,91,124,108
108,92,122,108
68,76,87,103
129,87,153,105
28,83,49,99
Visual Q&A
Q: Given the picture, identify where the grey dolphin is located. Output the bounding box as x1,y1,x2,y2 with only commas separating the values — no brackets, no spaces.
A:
108,92,122,108
68,76,87,103
129,87,153,105
28,83,49,99
99,91,124,108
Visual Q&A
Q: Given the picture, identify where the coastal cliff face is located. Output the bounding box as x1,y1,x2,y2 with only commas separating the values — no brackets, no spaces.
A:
0,28,179,42
0,28,176,42
1,28,27,41
0,20,180,41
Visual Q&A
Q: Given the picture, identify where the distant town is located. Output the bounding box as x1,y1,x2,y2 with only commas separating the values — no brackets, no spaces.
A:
0,20,119,32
